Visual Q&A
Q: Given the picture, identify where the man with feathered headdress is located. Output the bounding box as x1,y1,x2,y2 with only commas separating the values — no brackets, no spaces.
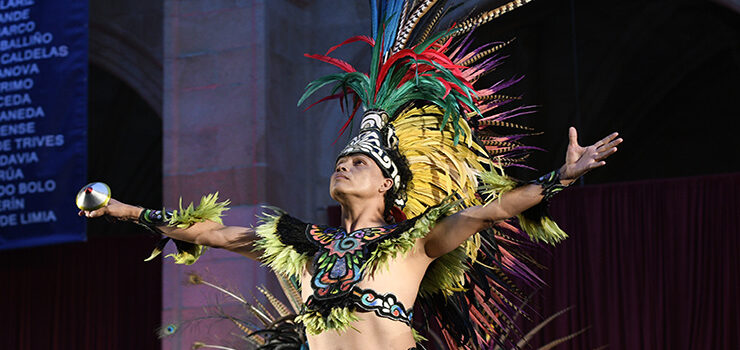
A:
80,1,622,349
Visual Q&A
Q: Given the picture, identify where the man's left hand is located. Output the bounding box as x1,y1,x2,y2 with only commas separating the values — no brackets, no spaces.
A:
559,127,622,184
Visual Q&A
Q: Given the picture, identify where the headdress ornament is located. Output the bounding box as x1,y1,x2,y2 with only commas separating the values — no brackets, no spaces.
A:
337,109,405,206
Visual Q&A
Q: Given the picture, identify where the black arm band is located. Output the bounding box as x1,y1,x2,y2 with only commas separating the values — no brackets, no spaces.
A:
137,208,172,233
530,170,568,202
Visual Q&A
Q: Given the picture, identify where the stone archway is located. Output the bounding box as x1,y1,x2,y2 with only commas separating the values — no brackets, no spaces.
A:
89,0,163,116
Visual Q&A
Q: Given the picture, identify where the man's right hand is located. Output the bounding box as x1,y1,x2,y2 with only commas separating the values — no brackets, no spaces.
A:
78,198,142,221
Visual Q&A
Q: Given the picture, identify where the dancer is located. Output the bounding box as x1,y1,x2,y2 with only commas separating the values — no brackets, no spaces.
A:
80,1,622,349
82,127,618,349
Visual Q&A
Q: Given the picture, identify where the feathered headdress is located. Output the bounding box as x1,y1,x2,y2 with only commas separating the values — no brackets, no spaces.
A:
299,1,567,349
299,0,538,210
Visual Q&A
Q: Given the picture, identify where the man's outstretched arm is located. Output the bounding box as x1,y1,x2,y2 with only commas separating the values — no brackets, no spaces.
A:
79,199,262,261
422,127,622,259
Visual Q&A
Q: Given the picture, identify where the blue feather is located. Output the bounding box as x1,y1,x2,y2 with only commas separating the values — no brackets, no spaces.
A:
382,0,404,54
370,0,379,39
379,0,389,49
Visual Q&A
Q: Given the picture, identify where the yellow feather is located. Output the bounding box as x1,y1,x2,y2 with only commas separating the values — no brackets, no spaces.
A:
393,104,488,217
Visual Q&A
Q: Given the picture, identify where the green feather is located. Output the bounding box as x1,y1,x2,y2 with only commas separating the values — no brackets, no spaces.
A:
517,214,568,245
419,245,469,297
412,328,428,343
441,105,452,130
296,306,360,335
168,192,230,228
375,65,397,104
478,167,519,203
368,23,385,103
297,73,350,106
364,197,460,282
148,193,230,265
164,241,206,265
144,237,170,262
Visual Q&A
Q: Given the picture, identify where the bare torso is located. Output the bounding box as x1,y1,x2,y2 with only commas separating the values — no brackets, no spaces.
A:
301,238,433,350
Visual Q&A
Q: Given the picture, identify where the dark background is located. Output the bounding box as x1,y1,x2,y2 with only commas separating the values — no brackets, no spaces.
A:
0,65,163,349
479,0,740,183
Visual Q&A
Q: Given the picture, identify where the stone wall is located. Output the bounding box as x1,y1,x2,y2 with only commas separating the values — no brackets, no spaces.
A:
265,0,369,222
162,0,267,348
160,0,370,348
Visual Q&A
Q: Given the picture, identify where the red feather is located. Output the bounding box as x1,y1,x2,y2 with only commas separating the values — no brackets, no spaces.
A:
304,53,357,73
448,80,468,97
325,35,375,55
303,92,349,112
373,26,386,103
389,206,407,223
436,76,452,98
332,100,361,145
376,49,419,95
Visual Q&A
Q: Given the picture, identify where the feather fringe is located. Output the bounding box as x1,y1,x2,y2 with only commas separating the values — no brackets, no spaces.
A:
478,167,568,245
158,193,231,265
296,306,360,336
253,208,311,279
164,242,206,265
169,192,231,228
516,214,568,245
478,166,519,203
419,245,469,297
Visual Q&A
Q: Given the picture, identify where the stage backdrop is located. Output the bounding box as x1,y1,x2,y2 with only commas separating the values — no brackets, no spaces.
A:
0,0,88,249
536,173,740,349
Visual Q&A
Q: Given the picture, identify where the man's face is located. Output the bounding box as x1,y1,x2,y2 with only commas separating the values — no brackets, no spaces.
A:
330,153,392,202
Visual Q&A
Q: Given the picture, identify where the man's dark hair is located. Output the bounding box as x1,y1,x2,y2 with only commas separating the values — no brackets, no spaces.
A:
382,146,412,222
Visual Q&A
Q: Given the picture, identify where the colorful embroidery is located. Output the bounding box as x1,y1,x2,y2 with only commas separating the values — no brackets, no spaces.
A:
307,224,398,299
352,287,413,325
